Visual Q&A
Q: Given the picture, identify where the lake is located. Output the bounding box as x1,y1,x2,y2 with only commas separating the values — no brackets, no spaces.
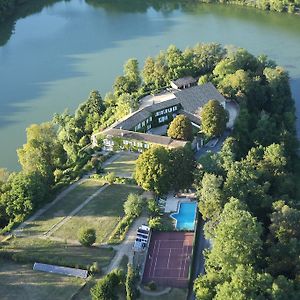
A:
0,0,299,170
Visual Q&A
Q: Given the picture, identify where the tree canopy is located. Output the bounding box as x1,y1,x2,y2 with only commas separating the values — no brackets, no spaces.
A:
201,100,228,137
167,114,193,141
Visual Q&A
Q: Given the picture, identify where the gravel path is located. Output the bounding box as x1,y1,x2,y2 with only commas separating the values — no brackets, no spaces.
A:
105,216,147,273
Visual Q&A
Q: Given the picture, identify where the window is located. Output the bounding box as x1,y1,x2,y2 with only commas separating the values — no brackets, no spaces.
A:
149,116,153,121
158,115,168,123
142,121,145,127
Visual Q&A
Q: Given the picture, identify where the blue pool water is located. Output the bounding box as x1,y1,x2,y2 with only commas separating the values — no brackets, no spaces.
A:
171,202,197,231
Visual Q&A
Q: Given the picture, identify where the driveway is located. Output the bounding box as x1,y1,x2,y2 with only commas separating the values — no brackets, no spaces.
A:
194,130,231,161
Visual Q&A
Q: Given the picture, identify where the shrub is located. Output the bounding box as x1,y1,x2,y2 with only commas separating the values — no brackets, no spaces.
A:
89,262,101,275
148,217,162,230
147,199,160,217
105,172,116,184
126,264,139,300
124,193,143,217
148,281,156,291
90,270,121,300
108,215,135,244
78,228,96,247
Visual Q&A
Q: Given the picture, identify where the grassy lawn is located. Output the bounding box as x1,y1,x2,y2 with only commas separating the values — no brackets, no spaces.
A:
0,236,114,269
53,184,142,243
140,288,187,300
23,179,104,236
104,152,139,178
0,258,84,300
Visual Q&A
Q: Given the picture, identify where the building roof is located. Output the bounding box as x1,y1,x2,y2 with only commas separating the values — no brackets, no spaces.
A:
102,128,188,148
179,110,201,125
171,76,197,88
115,97,180,130
114,109,151,130
174,82,226,116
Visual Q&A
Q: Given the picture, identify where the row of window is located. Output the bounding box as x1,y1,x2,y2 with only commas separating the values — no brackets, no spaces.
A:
123,140,150,149
104,138,150,149
155,105,177,117
135,116,153,131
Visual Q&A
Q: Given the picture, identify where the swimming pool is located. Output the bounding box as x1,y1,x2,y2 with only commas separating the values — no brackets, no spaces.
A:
171,202,197,231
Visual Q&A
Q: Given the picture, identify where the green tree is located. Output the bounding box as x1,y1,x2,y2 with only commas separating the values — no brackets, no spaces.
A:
17,122,66,183
218,69,252,101
78,227,96,247
114,58,141,95
124,58,141,90
169,147,195,191
167,115,193,141
267,200,300,278
90,270,121,300
105,172,116,185
1,171,48,224
201,100,228,137
198,173,225,222
206,198,263,273
134,146,170,195
75,90,105,134
142,56,156,88
192,43,225,75
165,45,188,80
123,193,143,217
126,264,138,300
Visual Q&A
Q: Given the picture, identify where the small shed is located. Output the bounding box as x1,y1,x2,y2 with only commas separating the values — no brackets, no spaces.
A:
170,76,197,90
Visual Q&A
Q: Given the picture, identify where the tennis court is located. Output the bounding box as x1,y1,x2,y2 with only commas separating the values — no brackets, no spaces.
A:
142,232,194,288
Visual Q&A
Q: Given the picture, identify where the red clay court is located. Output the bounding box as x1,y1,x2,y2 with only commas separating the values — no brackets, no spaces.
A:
142,232,194,288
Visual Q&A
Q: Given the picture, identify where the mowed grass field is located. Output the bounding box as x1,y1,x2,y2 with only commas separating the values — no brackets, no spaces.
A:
104,152,139,178
23,179,104,236
53,184,142,243
0,236,114,269
0,259,85,300
0,179,115,269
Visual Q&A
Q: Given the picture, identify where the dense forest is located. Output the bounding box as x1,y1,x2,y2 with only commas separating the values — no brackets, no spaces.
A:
0,0,299,25
87,0,300,14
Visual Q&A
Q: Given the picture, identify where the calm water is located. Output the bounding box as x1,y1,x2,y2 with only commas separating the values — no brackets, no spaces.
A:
0,0,300,170
171,202,197,230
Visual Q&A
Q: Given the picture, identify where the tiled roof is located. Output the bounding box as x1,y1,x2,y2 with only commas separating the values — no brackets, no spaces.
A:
174,82,226,116
179,110,201,125
102,128,188,148
115,109,151,130
171,76,197,87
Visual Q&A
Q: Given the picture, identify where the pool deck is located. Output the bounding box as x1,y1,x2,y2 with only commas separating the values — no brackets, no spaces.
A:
165,195,192,213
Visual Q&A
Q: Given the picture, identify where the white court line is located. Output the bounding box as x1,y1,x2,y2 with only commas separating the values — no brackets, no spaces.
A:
151,240,161,278
166,248,172,268
149,240,158,277
179,245,185,279
181,245,188,279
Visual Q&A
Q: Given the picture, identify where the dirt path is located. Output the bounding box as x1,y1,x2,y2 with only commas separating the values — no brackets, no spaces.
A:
105,216,147,273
